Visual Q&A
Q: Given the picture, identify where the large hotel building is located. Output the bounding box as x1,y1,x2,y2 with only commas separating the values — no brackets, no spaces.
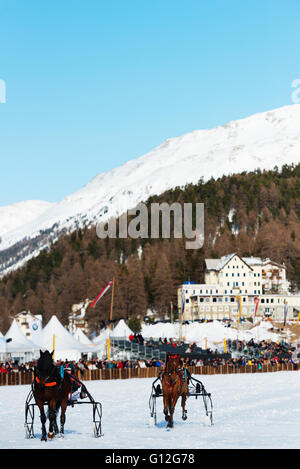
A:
178,253,300,322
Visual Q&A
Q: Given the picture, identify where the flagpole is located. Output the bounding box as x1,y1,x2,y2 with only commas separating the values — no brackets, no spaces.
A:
179,287,184,342
53,334,55,361
110,277,115,327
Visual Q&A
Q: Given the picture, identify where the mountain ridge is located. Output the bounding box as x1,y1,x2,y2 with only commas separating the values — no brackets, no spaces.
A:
1,103,300,276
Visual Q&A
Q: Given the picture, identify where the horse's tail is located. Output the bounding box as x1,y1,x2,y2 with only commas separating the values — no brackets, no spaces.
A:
46,401,61,419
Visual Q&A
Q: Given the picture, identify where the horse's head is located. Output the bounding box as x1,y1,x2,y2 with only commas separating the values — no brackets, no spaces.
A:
36,350,55,384
165,353,181,373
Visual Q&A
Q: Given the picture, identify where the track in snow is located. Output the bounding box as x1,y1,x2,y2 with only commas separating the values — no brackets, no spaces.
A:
1,372,300,449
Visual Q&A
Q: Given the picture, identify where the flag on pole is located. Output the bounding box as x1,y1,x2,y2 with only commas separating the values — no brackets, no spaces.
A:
283,301,288,326
181,288,185,316
253,297,260,323
89,279,114,308
236,295,242,323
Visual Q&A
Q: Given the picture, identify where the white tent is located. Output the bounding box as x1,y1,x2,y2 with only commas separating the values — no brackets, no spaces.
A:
41,315,101,361
111,319,133,338
92,319,133,344
74,327,94,346
93,328,109,345
4,319,39,361
0,337,7,354
91,320,134,359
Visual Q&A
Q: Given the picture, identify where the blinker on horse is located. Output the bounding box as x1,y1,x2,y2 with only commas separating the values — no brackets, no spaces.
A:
34,350,72,441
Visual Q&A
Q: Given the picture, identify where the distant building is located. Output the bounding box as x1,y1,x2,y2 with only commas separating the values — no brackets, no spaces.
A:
178,253,300,322
13,310,42,340
68,299,90,335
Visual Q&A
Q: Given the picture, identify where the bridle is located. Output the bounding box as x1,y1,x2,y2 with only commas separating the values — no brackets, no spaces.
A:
163,354,186,389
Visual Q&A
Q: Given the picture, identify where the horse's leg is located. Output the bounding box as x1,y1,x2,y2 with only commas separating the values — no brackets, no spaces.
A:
48,400,57,439
59,399,68,436
181,392,188,420
53,402,60,435
163,392,170,422
167,394,179,429
37,401,47,441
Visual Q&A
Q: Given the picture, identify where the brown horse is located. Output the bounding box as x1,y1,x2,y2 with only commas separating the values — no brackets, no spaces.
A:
161,353,189,428
33,350,72,441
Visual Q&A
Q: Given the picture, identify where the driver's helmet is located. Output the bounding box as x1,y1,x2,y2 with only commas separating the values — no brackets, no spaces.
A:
65,362,75,374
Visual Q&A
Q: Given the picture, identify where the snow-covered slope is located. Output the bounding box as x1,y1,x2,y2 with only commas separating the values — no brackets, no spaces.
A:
1,104,300,275
0,200,53,240
2,372,300,448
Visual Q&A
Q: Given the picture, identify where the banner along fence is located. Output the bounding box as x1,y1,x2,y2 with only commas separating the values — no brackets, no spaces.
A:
0,363,298,386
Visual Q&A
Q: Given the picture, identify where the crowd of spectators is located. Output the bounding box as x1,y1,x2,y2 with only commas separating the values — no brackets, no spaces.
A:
0,337,298,375
227,338,296,363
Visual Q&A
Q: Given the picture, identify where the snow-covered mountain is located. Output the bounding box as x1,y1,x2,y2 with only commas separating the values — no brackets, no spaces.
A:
0,200,54,240
1,104,300,276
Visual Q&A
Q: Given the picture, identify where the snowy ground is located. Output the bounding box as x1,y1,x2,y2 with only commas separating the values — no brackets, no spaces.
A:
1,371,300,449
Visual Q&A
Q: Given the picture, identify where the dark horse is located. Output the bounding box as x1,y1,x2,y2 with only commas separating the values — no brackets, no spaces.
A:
33,350,72,441
161,353,189,428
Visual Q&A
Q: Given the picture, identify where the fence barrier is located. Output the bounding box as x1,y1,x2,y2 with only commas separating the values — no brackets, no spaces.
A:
0,363,298,386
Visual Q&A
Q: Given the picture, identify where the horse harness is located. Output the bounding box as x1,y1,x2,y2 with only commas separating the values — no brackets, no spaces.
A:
34,365,64,391
35,376,58,387
163,367,188,393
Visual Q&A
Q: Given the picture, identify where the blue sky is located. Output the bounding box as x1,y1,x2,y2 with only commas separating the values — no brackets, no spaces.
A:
0,0,300,206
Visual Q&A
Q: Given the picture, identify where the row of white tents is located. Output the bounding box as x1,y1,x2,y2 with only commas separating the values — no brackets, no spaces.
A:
0,315,134,362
